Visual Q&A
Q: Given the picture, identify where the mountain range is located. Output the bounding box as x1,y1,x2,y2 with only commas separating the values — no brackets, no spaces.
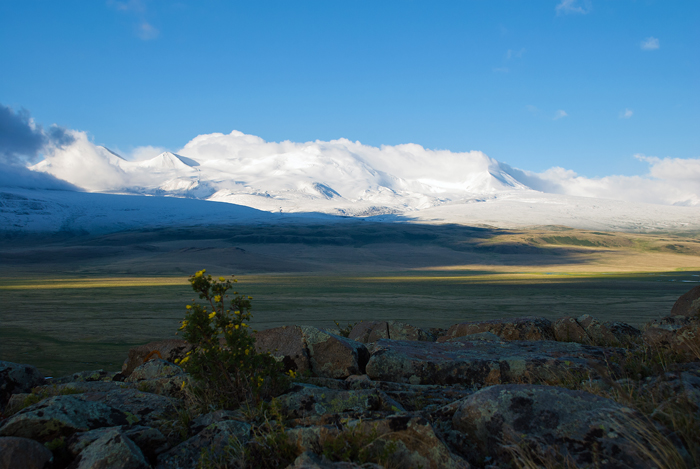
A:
1,132,698,234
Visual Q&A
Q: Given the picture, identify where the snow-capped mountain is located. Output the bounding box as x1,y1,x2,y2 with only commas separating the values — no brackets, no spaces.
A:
30,134,530,217
6,129,698,233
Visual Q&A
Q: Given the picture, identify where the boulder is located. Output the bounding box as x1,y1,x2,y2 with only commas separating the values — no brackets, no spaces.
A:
438,317,554,343
349,321,435,343
301,326,369,379
670,285,700,317
189,409,247,437
348,321,389,343
365,339,618,386
643,315,700,358
68,426,170,464
0,361,46,411
125,358,184,383
254,325,311,374
50,369,120,384
76,388,176,427
0,395,127,442
275,385,404,419
155,420,251,469
387,321,436,342
452,384,683,468
354,415,469,469
0,436,53,469
552,316,589,343
69,427,150,469
121,339,193,378
577,314,641,346
287,451,382,468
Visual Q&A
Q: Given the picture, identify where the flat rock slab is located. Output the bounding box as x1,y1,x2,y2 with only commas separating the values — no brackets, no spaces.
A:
76,388,176,427
366,339,619,386
276,385,404,419
0,395,127,442
452,384,683,468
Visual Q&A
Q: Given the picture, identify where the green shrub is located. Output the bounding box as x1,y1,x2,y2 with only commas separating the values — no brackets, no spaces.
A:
177,270,288,410
322,422,398,466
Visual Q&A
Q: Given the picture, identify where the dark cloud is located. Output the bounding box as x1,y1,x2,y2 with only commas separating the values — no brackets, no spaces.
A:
0,163,79,191
0,103,75,165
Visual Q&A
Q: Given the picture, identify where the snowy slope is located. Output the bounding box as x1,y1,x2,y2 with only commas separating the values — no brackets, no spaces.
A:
0,187,336,234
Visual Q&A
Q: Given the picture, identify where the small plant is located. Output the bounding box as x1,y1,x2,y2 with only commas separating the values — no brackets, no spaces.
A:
334,320,360,338
177,270,288,410
243,399,300,469
321,422,398,466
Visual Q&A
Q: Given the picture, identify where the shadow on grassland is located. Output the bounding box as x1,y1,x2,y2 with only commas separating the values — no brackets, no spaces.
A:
0,220,600,275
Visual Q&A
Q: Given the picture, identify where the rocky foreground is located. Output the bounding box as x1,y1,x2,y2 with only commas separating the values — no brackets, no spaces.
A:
1,287,700,469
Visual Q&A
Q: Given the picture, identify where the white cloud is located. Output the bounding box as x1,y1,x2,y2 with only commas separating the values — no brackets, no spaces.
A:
640,37,660,50
554,110,568,120
137,22,159,40
507,155,700,206
128,145,169,161
506,48,526,60
619,109,633,119
26,127,700,208
109,0,159,40
556,0,591,15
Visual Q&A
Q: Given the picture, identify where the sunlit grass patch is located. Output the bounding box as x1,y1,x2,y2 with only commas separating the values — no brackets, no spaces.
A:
0,276,189,290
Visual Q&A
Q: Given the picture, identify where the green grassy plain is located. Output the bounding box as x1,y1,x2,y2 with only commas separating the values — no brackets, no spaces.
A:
1,270,699,377
1,222,699,376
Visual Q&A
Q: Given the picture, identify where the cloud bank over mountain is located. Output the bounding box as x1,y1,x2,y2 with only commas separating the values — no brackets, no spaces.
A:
23,129,700,213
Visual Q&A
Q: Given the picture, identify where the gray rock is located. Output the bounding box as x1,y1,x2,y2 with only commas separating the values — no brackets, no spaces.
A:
0,395,127,442
552,316,590,343
287,451,383,468
76,388,176,427
50,370,120,385
577,314,641,346
444,332,502,343
387,321,436,342
276,386,405,419
121,339,193,378
365,339,618,386
126,359,184,383
0,436,53,469
155,420,250,469
69,427,150,469
453,384,683,468
189,409,247,437
643,315,700,359
255,325,311,374
68,425,170,464
0,361,46,411
348,321,389,344
302,326,370,379
349,321,436,343
354,415,469,469
439,317,554,343
670,285,700,317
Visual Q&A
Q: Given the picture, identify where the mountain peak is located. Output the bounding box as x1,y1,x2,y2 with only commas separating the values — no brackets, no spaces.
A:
138,152,200,170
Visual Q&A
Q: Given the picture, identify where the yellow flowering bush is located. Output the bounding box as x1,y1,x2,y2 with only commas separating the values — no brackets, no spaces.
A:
177,270,287,409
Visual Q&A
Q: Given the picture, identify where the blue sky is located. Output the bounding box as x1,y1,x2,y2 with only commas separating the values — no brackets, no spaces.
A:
1,0,697,177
